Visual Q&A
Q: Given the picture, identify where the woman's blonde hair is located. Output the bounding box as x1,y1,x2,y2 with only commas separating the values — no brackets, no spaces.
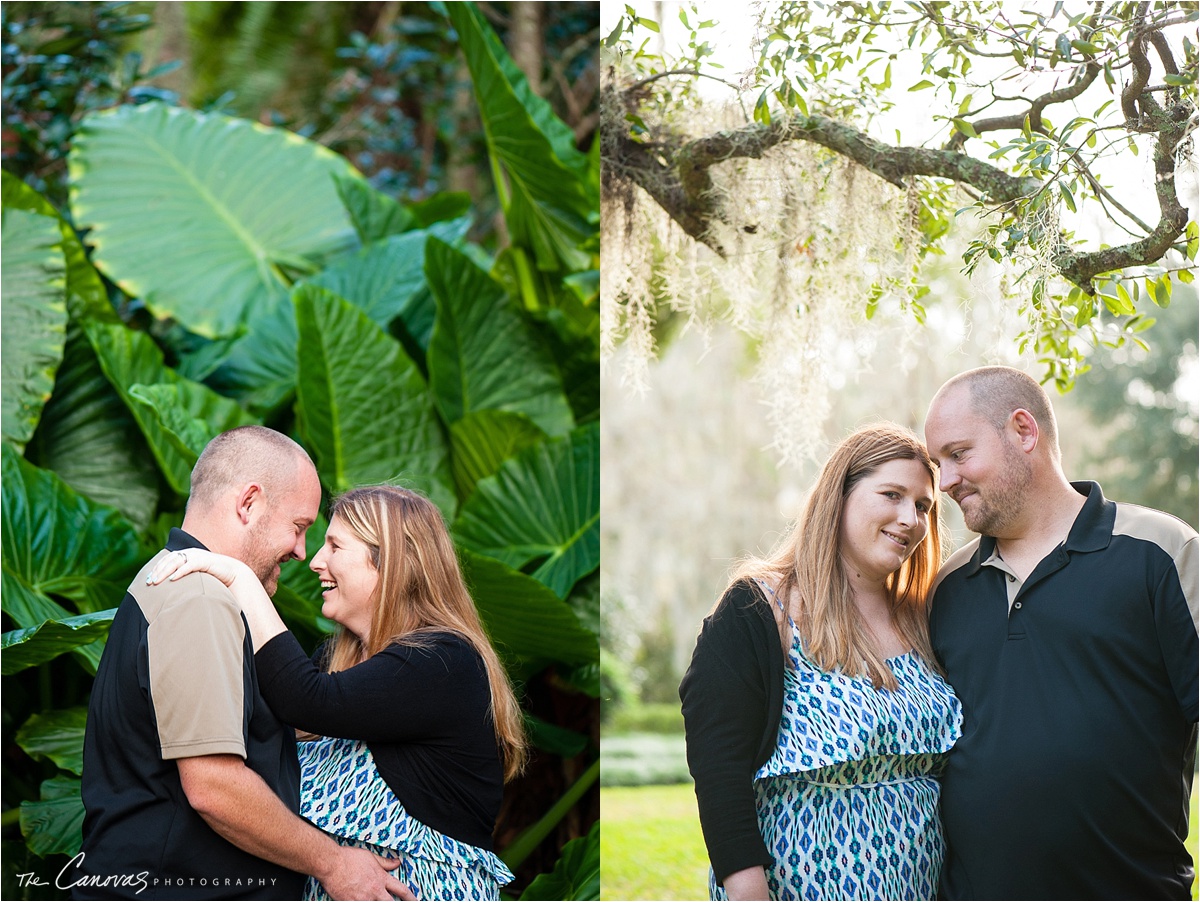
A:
729,423,944,690
321,485,527,780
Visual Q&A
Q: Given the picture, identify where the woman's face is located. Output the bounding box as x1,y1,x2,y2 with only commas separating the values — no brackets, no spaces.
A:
838,457,934,587
310,515,379,642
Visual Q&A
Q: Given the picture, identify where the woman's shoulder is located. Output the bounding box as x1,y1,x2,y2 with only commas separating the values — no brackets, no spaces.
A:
711,578,776,624
379,631,483,667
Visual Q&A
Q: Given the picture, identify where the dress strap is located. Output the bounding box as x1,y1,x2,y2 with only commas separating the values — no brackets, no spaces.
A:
753,578,796,631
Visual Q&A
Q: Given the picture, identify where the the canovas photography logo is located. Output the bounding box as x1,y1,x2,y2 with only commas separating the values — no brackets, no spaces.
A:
14,853,278,895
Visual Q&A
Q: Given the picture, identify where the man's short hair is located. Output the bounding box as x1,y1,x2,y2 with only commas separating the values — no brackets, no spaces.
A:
943,366,1060,460
187,426,312,511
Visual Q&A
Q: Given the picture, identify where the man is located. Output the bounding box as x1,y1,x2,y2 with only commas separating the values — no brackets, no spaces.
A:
924,366,1198,899
77,426,411,900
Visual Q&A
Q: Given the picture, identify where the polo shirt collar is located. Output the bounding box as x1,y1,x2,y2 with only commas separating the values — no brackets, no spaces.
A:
166,527,211,553
961,480,1114,575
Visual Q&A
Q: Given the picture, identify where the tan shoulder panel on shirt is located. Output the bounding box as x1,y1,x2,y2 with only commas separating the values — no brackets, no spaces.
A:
930,536,982,600
1112,503,1199,633
130,552,248,760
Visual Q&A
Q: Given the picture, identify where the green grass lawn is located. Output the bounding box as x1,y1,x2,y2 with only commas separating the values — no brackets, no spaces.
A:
601,783,709,900
603,781,1200,901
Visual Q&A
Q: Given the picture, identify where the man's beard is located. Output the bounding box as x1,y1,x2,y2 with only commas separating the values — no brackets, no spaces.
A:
957,443,1033,537
241,522,282,596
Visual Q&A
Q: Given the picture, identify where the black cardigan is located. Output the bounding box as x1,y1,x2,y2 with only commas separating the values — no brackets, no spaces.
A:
679,579,785,885
255,630,504,850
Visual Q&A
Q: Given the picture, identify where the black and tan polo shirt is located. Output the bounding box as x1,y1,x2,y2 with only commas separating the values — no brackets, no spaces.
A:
77,529,303,900
930,481,1199,900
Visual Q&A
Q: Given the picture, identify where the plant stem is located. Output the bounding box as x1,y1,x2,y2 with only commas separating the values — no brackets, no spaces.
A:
1,808,22,829
500,758,599,870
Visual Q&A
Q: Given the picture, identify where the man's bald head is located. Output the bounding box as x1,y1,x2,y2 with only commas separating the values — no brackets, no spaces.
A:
187,426,313,514
931,366,1060,461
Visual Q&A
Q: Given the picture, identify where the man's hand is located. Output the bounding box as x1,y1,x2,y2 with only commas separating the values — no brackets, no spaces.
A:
317,847,417,901
179,756,417,899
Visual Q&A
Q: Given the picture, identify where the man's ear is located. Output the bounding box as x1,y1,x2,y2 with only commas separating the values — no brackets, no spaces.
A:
1008,408,1039,453
234,483,265,525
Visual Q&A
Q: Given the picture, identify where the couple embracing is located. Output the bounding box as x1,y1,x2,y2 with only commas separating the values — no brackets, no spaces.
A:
683,366,1198,901
75,426,524,900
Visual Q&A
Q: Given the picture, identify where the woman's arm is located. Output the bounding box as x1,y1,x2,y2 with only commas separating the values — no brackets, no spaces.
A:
722,866,771,901
680,581,779,891
254,630,487,743
147,549,287,650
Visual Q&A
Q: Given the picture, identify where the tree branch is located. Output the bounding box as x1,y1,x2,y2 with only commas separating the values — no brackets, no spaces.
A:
947,62,1100,150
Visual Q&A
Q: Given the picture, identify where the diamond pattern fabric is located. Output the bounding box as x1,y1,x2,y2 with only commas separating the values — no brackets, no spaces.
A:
710,580,962,901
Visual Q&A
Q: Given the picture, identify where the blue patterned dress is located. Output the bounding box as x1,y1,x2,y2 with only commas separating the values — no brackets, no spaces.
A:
298,737,515,901
710,581,962,901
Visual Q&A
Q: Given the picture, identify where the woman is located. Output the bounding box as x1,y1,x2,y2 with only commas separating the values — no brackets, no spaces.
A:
680,424,962,901
150,485,526,901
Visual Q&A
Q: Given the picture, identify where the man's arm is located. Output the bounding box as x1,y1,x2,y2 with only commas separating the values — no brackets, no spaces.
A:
178,755,415,901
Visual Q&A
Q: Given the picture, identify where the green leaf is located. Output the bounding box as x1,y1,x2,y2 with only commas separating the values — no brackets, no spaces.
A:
197,296,297,416
1116,281,1133,309
26,329,160,530
636,16,660,32
84,321,256,495
445,5,595,273
1,446,140,670
1060,182,1077,212
333,173,414,243
1164,73,1192,86
525,714,589,757
521,822,600,901
2,610,115,675
458,549,597,666
754,88,772,126
453,423,598,599
16,707,87,775
2,171,116,325
1,207,67,452
1071,39,1100,55
20,777,84,858
427,239,574,436
1178,268,1194,285
294,285,455,514
449,410,548,502
908,79,934,91
69,102,358,339
408,192,472,228
307,218,471,343
1186,220,1198,261
951,118,978,139
127,382,257,465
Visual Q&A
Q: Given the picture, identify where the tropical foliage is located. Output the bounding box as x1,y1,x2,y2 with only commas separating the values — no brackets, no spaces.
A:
1,3,599,898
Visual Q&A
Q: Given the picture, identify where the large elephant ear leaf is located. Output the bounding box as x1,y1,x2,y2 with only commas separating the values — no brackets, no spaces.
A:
453,423,598,599
84,321,256,495
1,171,116,325
1,206,67,452
20,777,84,858
449,410,547,501
2,611,115,676
27,330,161,530
16,707,87,775
294,285,455,515
445,3,594,272
69,102,358,339
307,216,471,340
458,549,597,667
426,239,573,436
520,821,601,901
1,446,140,670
